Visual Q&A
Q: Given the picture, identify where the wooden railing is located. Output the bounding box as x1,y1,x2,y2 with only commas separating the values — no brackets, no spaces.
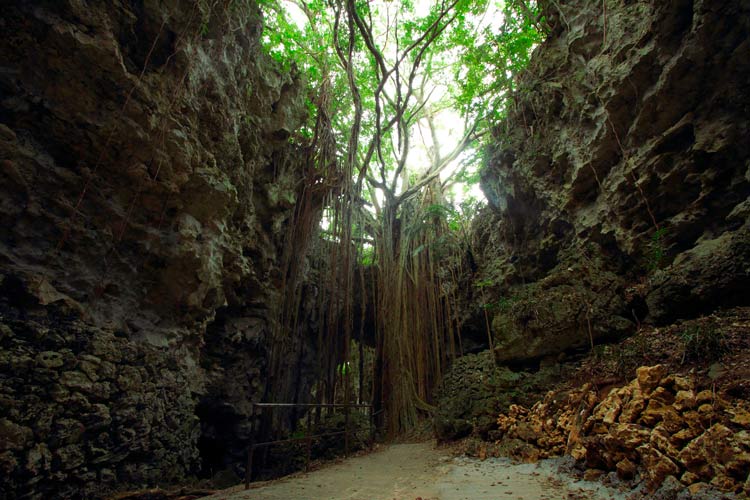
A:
244,402,375,490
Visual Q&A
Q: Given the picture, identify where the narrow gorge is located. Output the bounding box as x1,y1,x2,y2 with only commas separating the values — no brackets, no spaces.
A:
0,1,748,499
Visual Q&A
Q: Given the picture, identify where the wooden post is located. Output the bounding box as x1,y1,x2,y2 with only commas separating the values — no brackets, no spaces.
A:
344,405,350,457
369,405,375,448
244,445,254,490
244,403,255,490
305,411,313,471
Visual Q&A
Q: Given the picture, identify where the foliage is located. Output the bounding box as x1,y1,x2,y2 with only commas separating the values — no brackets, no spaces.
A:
441,1,545,124
647,227,668,271
474,278,495,288
256,0,542,194
484,295,517,312
359,244,375,265
680,325,725,363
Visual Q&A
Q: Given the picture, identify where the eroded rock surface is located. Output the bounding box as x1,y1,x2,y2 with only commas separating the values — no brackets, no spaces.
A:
433,350,578,441
0,1,325,497
471,0,750,363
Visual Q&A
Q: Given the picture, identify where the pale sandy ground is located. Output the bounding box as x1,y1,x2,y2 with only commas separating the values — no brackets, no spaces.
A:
203,442,628,500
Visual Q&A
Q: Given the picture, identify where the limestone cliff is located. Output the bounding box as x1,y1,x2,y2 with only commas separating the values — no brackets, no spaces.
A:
0,1,325,498
471,0,750,364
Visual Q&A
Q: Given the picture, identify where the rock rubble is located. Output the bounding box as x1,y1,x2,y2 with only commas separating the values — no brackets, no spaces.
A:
494,364,750,496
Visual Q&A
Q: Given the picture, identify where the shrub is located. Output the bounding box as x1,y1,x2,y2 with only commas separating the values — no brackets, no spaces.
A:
680,325,725,362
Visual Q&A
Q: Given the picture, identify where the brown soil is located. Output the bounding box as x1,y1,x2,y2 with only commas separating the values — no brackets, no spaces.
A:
570,306,750,398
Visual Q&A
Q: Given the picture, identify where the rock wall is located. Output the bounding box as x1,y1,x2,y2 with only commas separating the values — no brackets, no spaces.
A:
0,1,324,498
433,350,578,442
471,0,750,363
0,305,199,499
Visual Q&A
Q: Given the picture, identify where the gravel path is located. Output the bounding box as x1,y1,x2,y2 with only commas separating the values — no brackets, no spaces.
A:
203,442,628,500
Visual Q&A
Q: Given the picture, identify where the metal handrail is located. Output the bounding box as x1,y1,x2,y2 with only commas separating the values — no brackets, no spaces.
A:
243,401,374,490
252,403,372,408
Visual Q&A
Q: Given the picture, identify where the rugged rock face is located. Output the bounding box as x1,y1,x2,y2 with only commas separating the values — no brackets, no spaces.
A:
0,1,324,497
433,350,578,442
0,306,200,498
471,0,750,363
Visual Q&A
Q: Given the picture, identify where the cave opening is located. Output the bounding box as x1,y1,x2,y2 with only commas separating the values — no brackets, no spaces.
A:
195,399,243,480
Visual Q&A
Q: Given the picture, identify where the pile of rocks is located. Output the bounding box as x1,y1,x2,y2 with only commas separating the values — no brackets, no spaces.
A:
494,365,750,496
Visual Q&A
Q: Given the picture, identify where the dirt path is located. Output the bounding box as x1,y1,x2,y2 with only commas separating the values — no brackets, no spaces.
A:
204,442,628,500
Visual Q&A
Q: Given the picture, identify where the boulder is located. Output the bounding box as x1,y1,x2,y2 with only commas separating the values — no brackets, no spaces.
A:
638,445,680,490
636,365,668,393
616,458,637,480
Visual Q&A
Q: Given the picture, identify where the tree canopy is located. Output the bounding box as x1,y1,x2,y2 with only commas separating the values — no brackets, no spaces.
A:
258,0,544,433
259,0,542,209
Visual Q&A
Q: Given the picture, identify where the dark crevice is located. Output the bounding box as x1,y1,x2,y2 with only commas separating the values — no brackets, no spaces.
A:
196,399,243,479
